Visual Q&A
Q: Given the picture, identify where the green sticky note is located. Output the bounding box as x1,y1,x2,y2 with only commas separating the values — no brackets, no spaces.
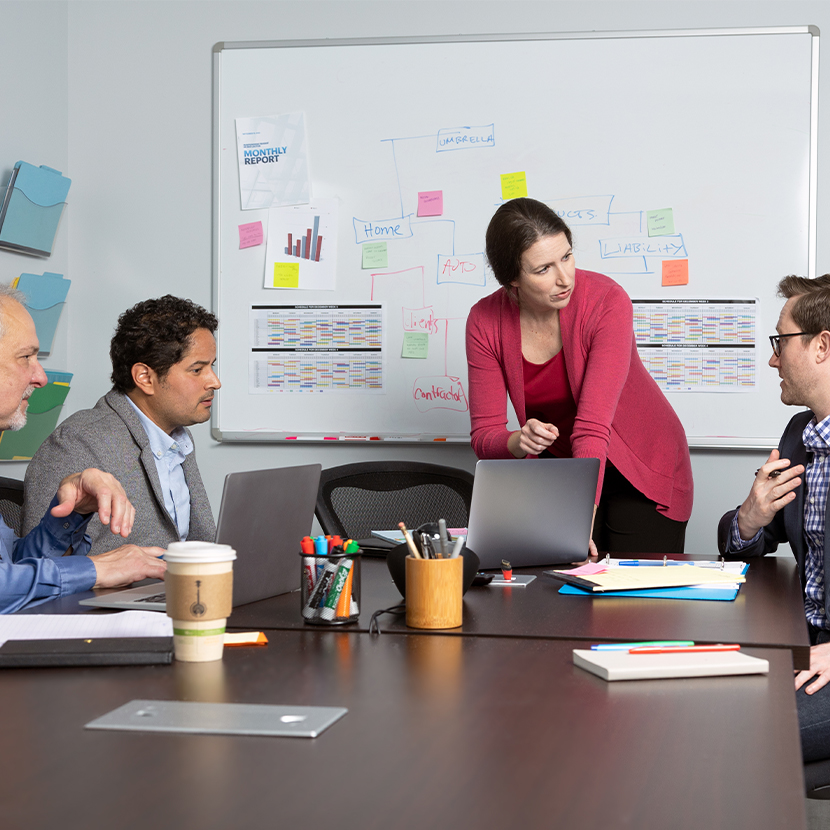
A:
273,262,300,288
647,208,675,237
362,242,388,269
402,332,429,359
501,172,528,200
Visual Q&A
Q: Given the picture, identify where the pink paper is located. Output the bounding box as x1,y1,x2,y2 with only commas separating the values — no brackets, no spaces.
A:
239,221,264,249
564,562,608,576
418,191,443,217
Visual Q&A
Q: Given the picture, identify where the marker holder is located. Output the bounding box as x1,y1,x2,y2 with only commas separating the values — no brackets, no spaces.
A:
405,554,463,630
299,550,362,625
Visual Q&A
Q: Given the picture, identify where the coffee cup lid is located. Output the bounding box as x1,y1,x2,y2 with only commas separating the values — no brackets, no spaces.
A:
164,541,237,563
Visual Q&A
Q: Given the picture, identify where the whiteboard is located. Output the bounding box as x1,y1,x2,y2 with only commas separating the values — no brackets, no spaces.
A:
212,28,818,448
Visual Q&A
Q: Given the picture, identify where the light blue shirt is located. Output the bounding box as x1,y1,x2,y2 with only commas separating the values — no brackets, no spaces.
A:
126,397,193,541
0,496,95,613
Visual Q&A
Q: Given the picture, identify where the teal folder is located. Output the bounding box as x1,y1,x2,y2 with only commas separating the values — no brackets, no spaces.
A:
14,272,71,354
0,162,71,257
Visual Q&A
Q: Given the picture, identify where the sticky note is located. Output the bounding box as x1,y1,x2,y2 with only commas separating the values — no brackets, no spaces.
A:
662,259,689,286
647,209,675,237
402,332,429,359
362,242,388,269
418,191,443,216
273,262,300,288
239,221,264,248
501,172,528,200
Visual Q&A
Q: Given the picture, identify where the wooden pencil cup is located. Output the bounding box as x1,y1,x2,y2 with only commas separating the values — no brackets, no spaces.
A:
405,555,463,630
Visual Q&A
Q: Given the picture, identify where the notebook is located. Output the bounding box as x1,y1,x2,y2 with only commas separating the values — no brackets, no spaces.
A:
79,463,322,611
465,458,599,569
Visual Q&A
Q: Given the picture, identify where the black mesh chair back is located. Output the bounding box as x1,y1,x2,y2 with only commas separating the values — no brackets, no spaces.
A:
316,461,474,540
0,476,25,536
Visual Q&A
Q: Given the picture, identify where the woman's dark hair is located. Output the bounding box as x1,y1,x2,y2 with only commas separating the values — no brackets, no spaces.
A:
110,295,218,393
485,198,573,288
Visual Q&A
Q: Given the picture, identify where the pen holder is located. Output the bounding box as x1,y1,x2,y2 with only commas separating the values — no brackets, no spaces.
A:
405,555,463,630
299,550,361,625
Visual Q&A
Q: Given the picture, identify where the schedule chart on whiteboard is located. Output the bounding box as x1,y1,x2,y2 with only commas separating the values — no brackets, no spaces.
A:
249,305,385,393
633,299,758,393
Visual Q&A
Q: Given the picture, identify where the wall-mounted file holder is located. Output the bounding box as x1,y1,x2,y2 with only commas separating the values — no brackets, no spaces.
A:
12,272,71,354
0,370,72,460
0,162,71,257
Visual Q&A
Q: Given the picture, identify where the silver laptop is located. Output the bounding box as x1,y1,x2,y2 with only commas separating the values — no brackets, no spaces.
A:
79,464,322,611
465,458,599,569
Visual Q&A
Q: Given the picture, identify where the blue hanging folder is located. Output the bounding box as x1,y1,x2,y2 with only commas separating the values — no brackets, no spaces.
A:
557,563,749,602
0,162,71,257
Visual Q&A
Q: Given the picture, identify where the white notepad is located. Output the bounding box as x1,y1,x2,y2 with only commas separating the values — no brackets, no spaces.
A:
573,649,769,682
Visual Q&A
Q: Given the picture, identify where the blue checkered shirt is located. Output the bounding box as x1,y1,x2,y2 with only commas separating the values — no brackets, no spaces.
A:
729,414,830,629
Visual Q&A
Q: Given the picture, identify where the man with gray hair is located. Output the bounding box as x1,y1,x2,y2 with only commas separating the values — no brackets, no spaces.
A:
0,285,165,613
719,273,830,763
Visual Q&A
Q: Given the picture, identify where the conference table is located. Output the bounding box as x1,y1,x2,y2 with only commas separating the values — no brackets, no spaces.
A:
6,553,811,829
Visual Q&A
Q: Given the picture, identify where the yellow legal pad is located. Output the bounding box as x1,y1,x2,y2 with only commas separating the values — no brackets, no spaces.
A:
551,564,746,593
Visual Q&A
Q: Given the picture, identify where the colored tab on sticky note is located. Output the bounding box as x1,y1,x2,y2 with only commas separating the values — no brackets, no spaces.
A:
402,332,429,359
662,259,689,286
418,191,444,217
239,221,263,249
273,262,300,288
362,241,388,269
501,172,528,200
647,208,675,236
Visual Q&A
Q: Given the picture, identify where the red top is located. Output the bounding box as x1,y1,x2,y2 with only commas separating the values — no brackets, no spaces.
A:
522,351,576,458
465,269,693,521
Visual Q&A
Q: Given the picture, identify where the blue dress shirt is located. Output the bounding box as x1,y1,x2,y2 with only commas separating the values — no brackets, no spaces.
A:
0,496,95,613
729,414,830,629
126,398,193,540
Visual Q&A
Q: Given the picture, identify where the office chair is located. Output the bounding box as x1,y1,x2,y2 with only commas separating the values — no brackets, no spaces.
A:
805,759,830,799
0,476,25,536
315,461,474,540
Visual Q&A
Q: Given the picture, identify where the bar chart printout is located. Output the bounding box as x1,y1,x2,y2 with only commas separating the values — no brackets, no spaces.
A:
632,298,757,392
285,215,323,262
249,304,384,393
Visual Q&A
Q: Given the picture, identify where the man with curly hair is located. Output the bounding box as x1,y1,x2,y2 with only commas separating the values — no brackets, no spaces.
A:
23,296,219,555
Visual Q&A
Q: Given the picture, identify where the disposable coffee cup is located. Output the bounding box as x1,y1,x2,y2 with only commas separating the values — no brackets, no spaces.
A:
164,541,236,662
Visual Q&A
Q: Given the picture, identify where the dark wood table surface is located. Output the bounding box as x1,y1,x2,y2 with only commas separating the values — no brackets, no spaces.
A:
223,555,812,668
0,630,806,830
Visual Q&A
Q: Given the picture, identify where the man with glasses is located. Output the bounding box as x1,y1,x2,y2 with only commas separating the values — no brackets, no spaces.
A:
718,273,830,763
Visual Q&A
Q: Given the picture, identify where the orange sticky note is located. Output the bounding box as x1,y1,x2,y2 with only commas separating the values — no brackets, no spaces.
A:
224,632,269,647
662,259,689,286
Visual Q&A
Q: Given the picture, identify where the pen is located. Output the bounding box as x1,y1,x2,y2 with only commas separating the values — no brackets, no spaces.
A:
449,536,464,558
628,644,741,654
438,519,448,556
591,641,695,651
619,560,685,566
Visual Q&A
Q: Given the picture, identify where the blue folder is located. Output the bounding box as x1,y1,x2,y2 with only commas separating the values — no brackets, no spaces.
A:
558,563,749,602
0,162,71,257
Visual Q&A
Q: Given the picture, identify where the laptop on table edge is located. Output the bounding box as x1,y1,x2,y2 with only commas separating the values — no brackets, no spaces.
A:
78,463,322,612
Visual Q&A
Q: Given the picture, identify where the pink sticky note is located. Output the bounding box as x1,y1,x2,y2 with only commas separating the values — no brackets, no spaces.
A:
239,221,264,249
418,191,443,217
565,563,609,576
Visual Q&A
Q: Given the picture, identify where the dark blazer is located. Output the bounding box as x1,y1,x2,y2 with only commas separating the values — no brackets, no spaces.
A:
22,390,216,555
717,409,826,615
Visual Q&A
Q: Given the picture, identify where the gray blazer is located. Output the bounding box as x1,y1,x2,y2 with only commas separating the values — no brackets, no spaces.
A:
22,390,216,555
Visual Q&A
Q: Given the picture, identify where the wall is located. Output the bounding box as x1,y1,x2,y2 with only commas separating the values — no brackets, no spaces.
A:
6,0,830,553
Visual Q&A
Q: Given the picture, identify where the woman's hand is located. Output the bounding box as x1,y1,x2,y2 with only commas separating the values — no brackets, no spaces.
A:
508,418,559,458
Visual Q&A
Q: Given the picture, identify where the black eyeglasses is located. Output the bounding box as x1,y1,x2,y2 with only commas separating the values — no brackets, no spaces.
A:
769,332,811,357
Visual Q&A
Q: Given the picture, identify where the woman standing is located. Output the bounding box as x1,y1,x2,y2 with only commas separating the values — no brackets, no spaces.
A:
466,198,692,553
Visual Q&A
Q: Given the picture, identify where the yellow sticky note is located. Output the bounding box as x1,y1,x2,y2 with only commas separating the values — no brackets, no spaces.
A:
273,262,300,288
662,259,689,286
501,172,528,200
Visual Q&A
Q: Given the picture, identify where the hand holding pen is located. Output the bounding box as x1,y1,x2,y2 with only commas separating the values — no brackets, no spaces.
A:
736,449,803,541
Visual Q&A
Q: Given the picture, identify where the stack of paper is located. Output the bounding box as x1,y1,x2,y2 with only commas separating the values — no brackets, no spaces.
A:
0,370,72,460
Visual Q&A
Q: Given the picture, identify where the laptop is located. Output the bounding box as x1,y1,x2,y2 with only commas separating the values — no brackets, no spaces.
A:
79,463,322,611
465,458,599,569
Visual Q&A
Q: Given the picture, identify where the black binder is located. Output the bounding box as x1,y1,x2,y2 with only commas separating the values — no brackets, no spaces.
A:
0,637,173,667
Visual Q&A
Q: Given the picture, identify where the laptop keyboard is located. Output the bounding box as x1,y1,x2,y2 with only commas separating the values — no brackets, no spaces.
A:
134,593,166,604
